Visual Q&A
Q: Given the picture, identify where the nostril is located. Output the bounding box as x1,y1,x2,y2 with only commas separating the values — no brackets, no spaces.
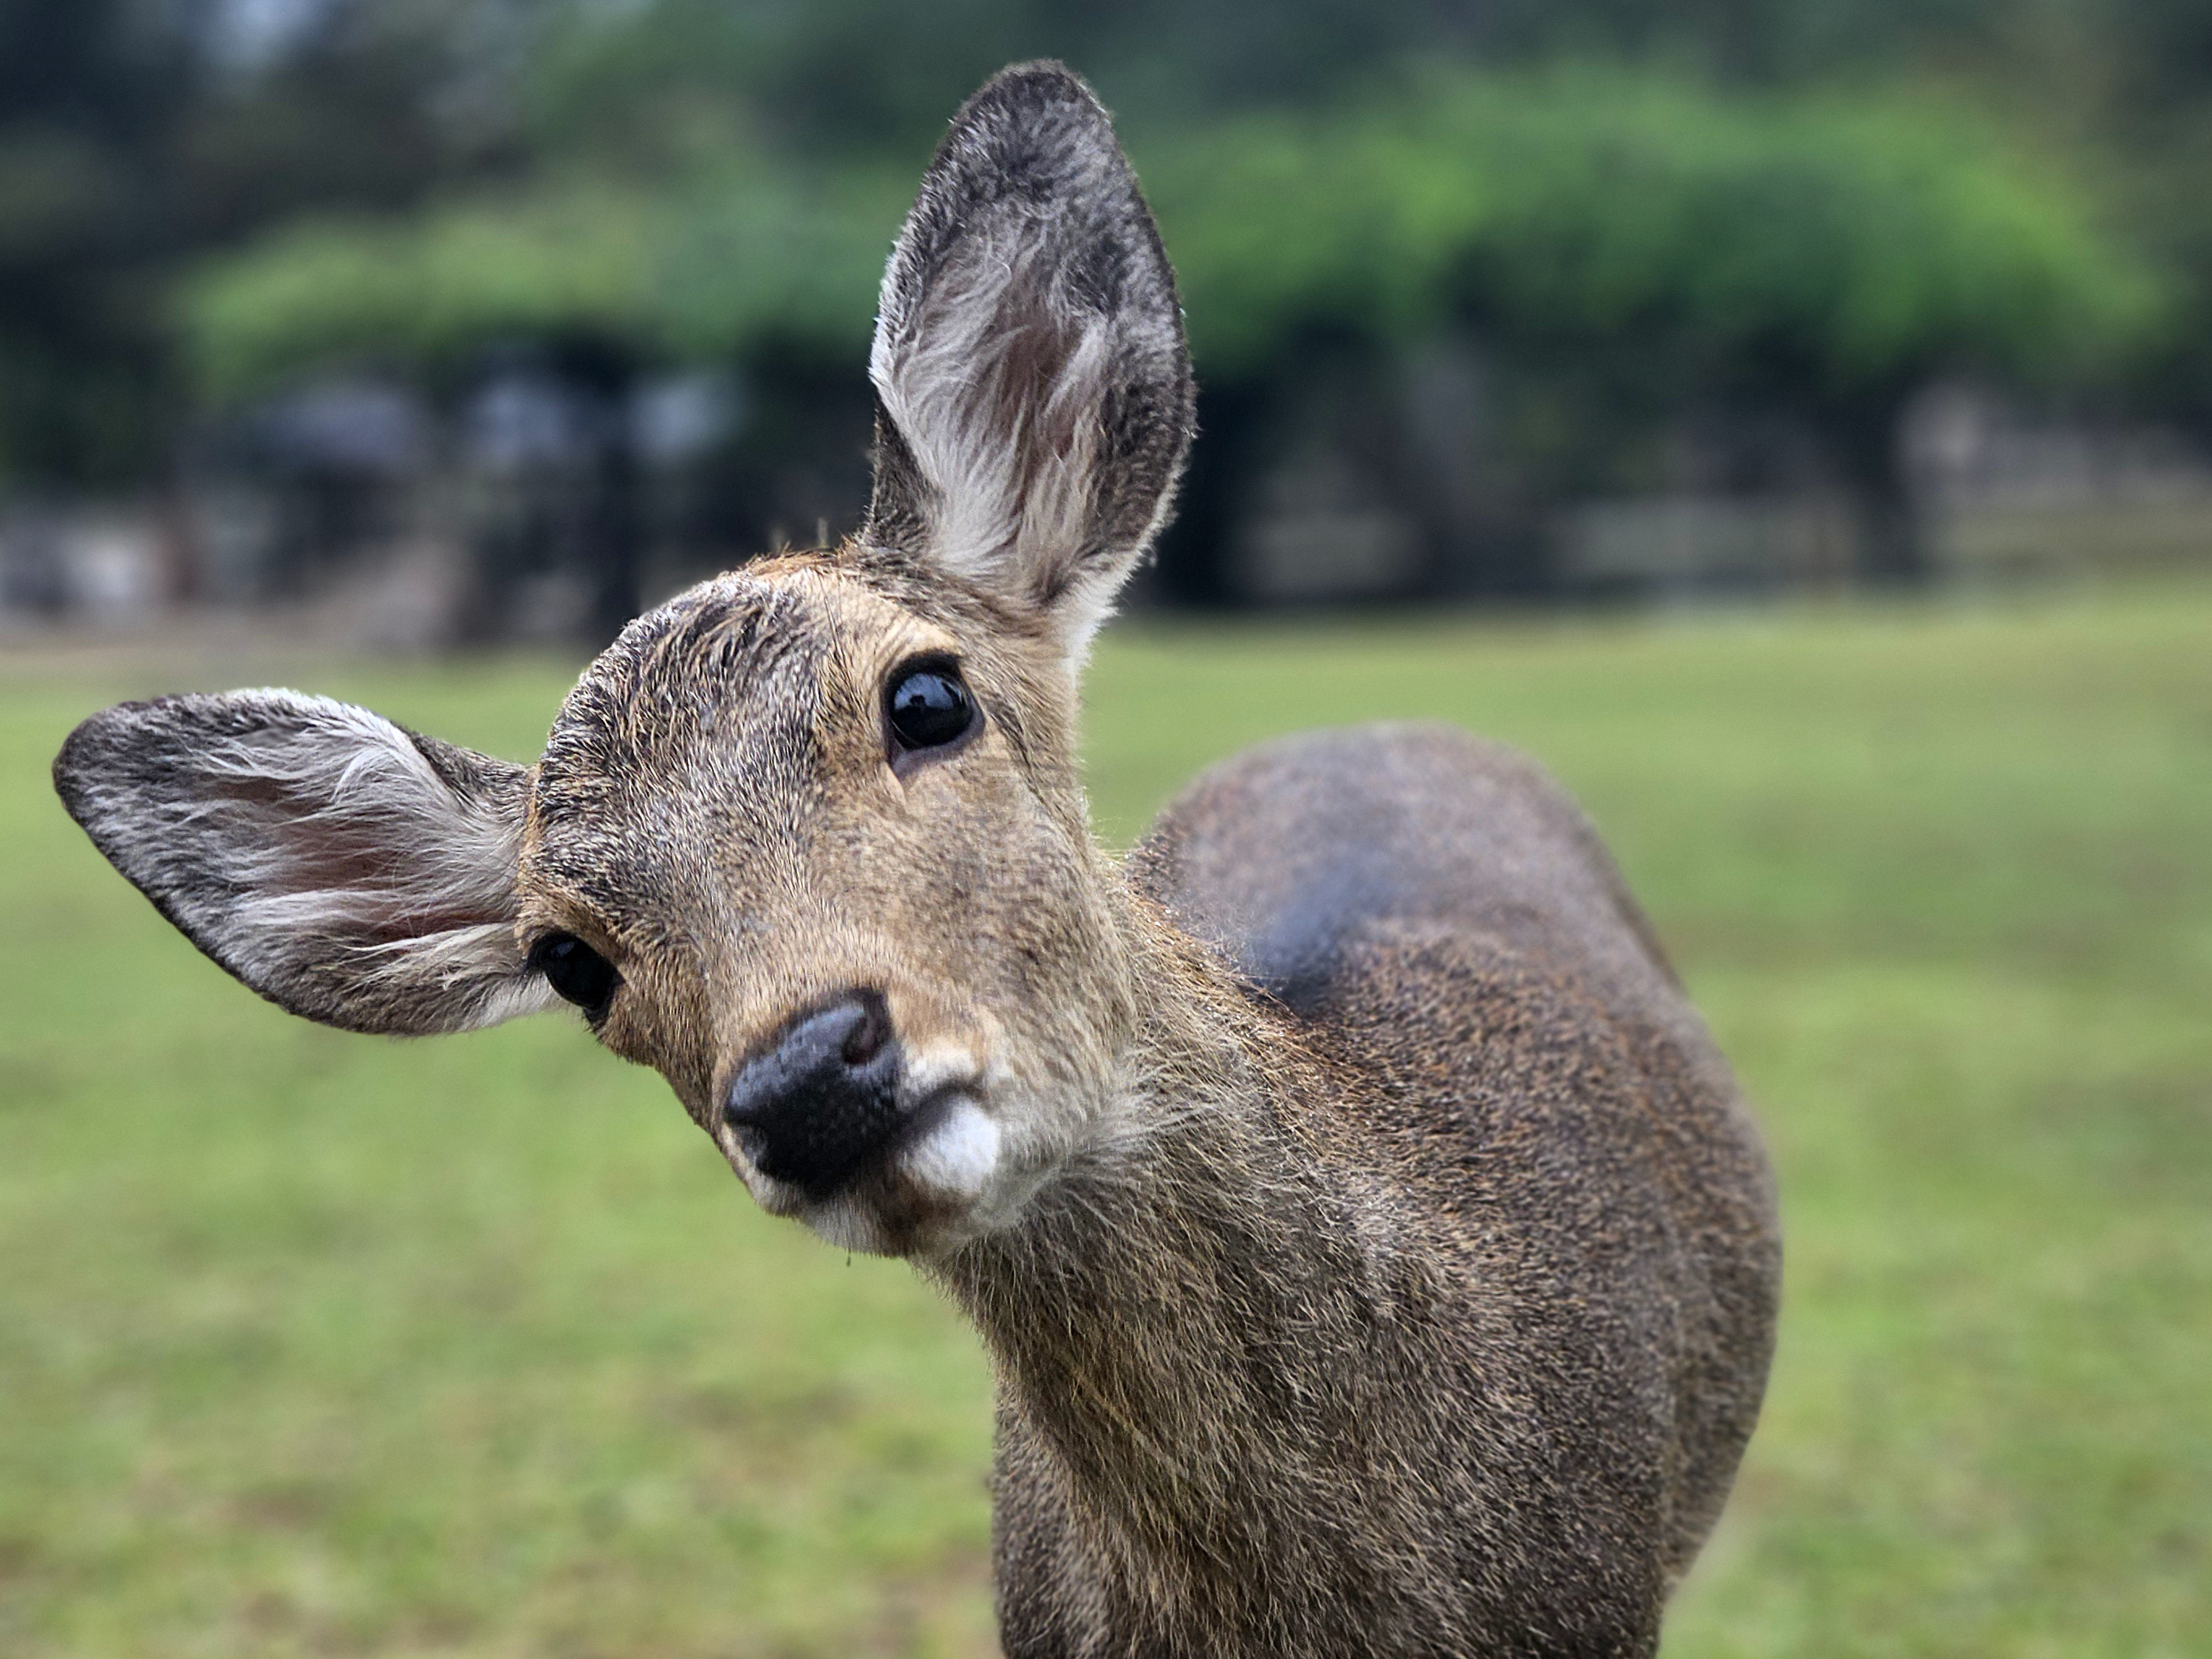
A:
841,992,892,1068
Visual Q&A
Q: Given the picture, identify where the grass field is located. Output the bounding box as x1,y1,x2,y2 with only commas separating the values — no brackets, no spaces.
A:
4,581,2208,1658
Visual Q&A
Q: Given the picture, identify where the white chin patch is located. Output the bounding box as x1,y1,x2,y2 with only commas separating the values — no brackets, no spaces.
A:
898,1098,1002,1203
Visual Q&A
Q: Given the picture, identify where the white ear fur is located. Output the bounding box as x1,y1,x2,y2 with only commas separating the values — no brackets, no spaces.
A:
55,690,558,1036
870,251,1117,597
864,61,1195,663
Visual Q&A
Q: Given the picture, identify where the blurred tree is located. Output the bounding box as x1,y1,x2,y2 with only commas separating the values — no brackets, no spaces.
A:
13,0,2212,613
518,0,1492,160
179,0,526,242
187,66,2160,593
0,0,527,493
1147,71,2165,586
0,0,194,488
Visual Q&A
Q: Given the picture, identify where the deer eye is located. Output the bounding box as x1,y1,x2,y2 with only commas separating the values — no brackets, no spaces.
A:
885,659,977,754
530,933,619,1015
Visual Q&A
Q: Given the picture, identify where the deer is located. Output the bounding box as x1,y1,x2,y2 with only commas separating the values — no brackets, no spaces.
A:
53,62,1779,1659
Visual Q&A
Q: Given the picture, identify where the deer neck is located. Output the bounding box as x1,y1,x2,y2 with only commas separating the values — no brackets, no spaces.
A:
933,895,1421,1579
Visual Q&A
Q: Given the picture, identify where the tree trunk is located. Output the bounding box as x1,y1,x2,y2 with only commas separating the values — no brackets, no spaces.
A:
1387,335,1553,601
1826,389,1930,587
587,397,641,646
1151,383,1263,608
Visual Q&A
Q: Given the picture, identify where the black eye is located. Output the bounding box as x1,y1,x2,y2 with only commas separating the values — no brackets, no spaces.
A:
530,932,619,1015
885,660,977,754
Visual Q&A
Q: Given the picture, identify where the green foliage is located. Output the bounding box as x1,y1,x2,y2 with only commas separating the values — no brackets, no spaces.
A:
517,0,1509,161
10,0,2212,488
182,186,661,405
182,66,2163,415
649,162,911,362
5,583,2210,1653
1153,69,2165,392
182,154,916,405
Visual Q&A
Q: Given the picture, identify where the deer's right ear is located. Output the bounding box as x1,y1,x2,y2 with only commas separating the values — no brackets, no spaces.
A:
863,61,1195,664
54,691,559,1037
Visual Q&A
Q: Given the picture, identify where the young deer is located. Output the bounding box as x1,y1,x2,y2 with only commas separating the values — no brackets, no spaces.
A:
55,64,1778,1658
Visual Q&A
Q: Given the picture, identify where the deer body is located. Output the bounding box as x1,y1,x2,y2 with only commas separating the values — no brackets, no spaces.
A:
54,65,1778,1658
966,724,1775,1657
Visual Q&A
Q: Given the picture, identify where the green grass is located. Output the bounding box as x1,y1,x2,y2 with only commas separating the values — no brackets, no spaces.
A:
4,581,2209,1657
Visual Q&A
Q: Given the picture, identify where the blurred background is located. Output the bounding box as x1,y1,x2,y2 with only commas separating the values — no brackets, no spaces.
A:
6,0,2212,639
4,6,2210,1659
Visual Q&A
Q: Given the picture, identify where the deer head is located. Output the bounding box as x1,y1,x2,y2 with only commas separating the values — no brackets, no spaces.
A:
53,63,1195,1259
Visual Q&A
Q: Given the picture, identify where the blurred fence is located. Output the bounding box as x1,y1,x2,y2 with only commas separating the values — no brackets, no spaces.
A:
7,362,2205,646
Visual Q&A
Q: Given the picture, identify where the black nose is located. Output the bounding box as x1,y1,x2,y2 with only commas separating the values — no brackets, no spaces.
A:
722,991,906,1197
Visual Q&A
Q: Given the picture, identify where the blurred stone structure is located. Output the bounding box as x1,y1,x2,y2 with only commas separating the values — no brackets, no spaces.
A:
6,357,2210,643
1158,346,2212,608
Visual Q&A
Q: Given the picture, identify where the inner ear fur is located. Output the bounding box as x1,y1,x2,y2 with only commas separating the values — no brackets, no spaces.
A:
864,60,1195,660
53,689,559,1036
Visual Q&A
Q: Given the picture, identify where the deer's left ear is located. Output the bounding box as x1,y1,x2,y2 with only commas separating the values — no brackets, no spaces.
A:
863,61,1195,664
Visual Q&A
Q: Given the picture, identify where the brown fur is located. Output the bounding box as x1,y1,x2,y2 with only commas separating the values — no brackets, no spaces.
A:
528,566,1777,1656
50,62,1778,1658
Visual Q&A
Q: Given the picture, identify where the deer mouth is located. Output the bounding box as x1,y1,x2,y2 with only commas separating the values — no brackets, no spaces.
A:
717,1019,1013,1255
728,1087,1005,1256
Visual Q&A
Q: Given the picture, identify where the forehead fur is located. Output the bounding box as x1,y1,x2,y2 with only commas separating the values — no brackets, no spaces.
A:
524,563,867,936
548,547,1065,779
538,565,828,830
523,553,1079,931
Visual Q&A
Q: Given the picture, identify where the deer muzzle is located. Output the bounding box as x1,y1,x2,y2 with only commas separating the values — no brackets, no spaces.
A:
721,990,915,1198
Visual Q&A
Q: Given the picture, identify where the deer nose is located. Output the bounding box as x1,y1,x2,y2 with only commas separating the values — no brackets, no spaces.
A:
722,991,906,1198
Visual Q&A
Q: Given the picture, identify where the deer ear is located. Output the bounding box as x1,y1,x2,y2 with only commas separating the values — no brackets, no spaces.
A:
54,691,559,1036
864,61,1195,663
